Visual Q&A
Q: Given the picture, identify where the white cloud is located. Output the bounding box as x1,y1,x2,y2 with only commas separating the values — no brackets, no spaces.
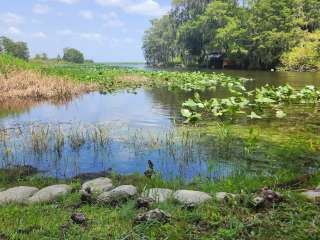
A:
79,32,103,41
101,12,124,27
79,10,94,20
32,32,47,38
96,0,124,7
56,0,80,4
96,0,168,17
57,29,73,36
0,12,24,26
128,0,168,17
7,26,22,35
32,4,50,15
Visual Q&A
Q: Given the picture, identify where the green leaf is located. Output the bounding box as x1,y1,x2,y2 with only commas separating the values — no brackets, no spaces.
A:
181,109,192,118
248,111,262,119
276,110,286,119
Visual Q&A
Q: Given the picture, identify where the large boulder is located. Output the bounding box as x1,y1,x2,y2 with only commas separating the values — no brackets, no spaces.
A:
143,188,173,203
97,185,137,204
28,184,71,203
173,190,212,205
81,177,113,193
301,190,320,202
0,186,39,205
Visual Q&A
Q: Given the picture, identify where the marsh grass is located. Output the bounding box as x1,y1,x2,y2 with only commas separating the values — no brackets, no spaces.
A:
30,125,50,154
0,70,96,103
68,128,86,152
0,121,319,180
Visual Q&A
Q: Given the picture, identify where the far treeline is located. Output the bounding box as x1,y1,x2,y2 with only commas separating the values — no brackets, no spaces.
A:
0,36,92,64
143,0,320,71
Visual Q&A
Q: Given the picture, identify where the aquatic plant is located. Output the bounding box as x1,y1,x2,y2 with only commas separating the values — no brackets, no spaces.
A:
69,128,86,152
30,125,49,154
181,84,320,123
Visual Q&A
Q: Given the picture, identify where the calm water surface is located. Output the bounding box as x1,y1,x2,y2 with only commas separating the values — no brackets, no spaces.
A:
0,67,319,180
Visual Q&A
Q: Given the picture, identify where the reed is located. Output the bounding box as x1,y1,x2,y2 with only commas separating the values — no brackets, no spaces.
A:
0,70,96,103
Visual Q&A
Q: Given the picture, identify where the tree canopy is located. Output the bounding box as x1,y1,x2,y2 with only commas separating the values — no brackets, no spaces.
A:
143,0,320,71
0,36,29,60
62,48,85,64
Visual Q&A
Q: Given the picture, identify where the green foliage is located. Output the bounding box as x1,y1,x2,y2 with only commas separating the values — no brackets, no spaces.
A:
280,31,320,71
62,48,85,64
143,0,320,71
180,78,320,123
33,53,48,61
0,36,29,60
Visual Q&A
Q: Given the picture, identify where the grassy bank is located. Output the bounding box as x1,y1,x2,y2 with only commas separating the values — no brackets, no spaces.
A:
0,55,97,104
0,169,319,240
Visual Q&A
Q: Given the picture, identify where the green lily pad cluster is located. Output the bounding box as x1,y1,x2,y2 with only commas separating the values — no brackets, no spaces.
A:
144,71,247,92
181,83,320,123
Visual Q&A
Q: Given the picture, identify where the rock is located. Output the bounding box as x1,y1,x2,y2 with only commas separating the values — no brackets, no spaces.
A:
301,190,320,202
252,187,283,208
134,208,171,224
136,197,154,209
71,213,86,224
173,190,212,205
215,192,236,203
74,169,112,182
28,184,71,203
81,177,113,193
252,196,265,207
143,188,173,203
0,186,39,205
80,189,94,204
316,185,320,192
97,185,137,204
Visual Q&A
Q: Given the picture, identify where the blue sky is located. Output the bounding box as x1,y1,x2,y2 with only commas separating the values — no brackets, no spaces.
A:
0,0,171,62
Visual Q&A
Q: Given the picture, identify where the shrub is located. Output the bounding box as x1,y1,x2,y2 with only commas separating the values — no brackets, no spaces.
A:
62,48,84,64
280,31,320,72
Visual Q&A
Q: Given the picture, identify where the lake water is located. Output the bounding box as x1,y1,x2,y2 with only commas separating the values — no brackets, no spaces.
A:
0,67,319,180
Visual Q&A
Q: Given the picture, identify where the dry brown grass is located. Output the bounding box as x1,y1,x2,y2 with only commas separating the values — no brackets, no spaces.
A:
0,70,97,103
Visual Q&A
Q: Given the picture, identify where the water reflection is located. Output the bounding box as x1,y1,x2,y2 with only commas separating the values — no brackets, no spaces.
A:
0,68,319,180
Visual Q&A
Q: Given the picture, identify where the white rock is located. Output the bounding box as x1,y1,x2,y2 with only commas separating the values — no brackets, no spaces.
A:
28,184,71,203
215,192,236,203
0,186,39,205
301,190,320,202
173,190,212,205
97,185,137,204
143,188,173,203
81,177,113,193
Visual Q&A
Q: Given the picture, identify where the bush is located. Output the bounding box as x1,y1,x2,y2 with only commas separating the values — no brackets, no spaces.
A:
280,31,320,72
0,36,29,60
62,48,84,64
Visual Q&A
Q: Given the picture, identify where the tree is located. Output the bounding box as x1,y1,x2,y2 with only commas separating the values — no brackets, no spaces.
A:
62,48,84,64
34,53,48,61
142,0,320,70
0,36,29,60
